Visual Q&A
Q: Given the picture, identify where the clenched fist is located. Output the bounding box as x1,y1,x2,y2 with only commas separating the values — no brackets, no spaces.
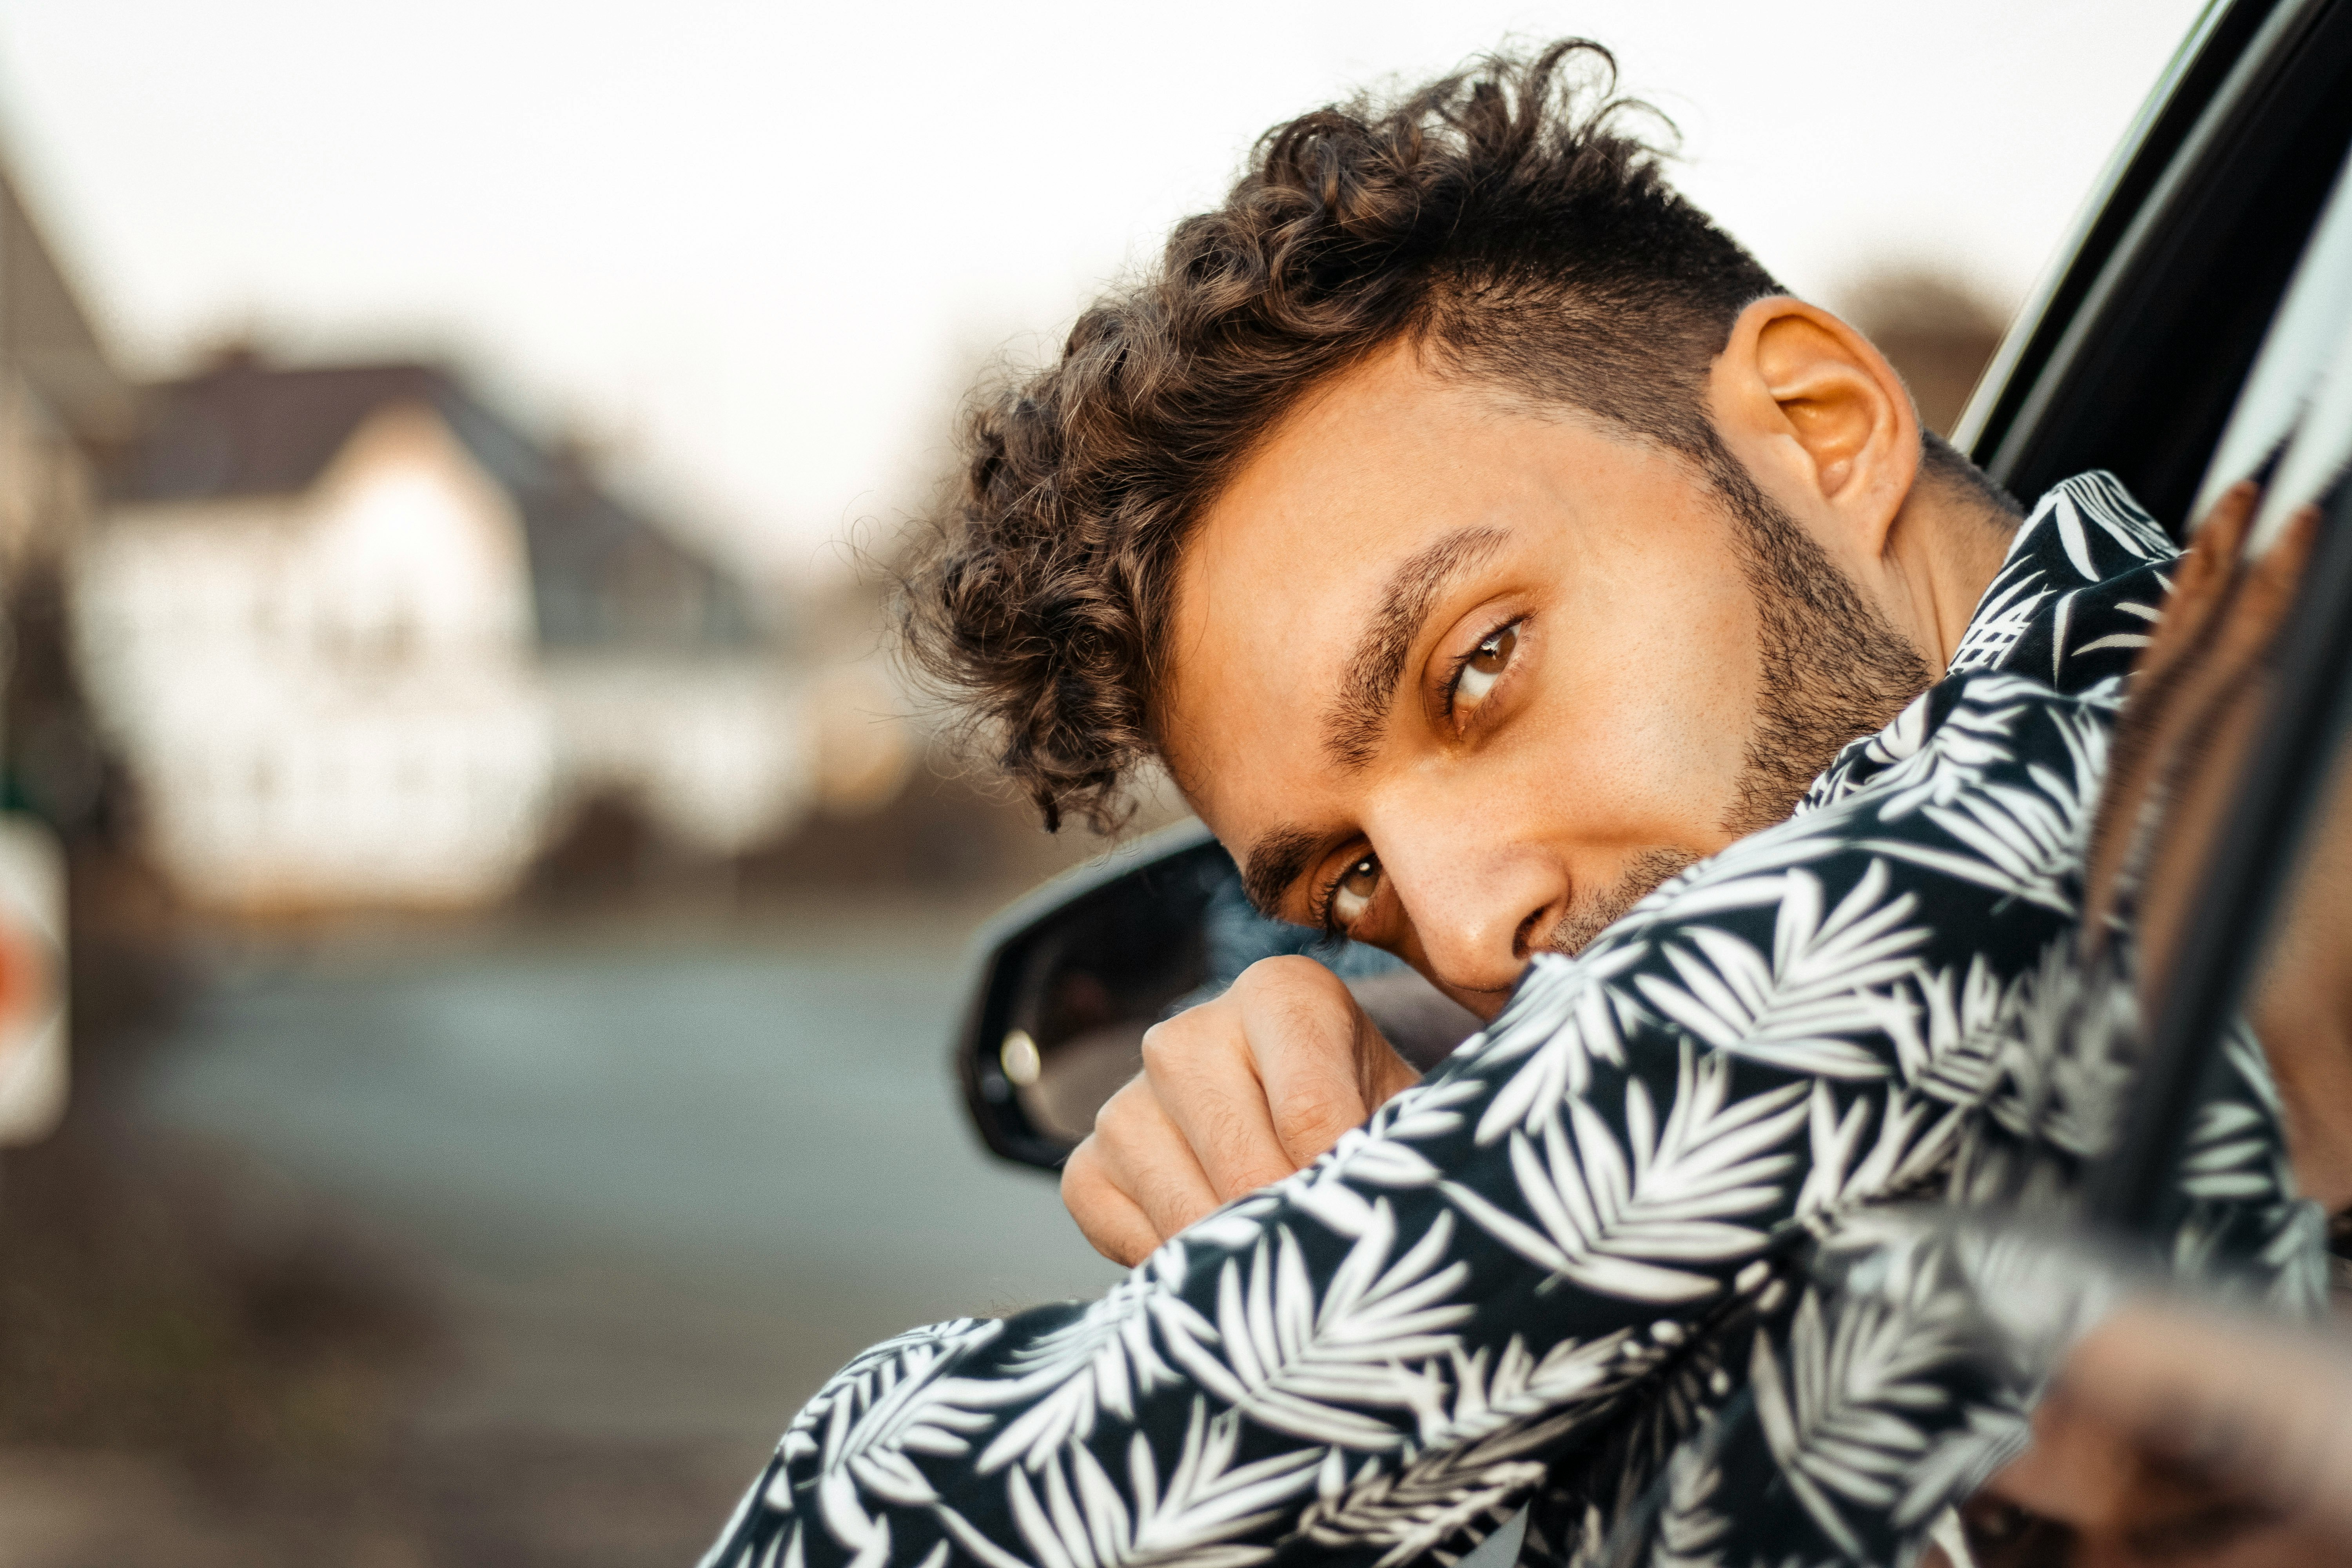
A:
1060,955,1425,1265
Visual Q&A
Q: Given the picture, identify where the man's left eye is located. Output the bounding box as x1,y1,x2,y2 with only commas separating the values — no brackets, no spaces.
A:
1331,854,1381,927
1455,624,1518,707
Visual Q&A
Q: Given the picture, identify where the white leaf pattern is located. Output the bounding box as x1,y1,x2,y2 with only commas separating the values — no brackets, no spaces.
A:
1005,1399,1324,1568
1443,1047,1807,1303
1292,1332,1642,1567
1631,864,1927,1080
1749,1273,1973,1558
1163,1203,1472,1450
967,1251,1220,1472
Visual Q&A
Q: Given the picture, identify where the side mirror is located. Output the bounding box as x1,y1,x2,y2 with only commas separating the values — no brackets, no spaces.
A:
953,818,1480,1171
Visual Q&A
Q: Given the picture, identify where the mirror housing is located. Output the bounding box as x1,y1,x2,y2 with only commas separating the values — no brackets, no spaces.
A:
953,819,1480,1171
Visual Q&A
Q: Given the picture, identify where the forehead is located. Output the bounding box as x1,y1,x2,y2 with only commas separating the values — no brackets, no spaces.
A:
1161,352,1507,772
1156,346,1674,824
1187,346,1524,578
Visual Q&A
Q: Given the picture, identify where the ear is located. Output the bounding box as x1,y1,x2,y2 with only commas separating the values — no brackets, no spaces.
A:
1707,297,1921,559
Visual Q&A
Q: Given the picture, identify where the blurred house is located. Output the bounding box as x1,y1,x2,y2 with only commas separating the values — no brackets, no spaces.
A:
0,156,139,830
0,161,138,573
72,358,811,910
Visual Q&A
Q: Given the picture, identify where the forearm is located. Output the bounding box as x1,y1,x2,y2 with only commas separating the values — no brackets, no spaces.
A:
706,1002,1844,1568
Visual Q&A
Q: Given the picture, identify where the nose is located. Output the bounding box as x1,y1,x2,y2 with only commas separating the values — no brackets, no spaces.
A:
1368,807,1569,1016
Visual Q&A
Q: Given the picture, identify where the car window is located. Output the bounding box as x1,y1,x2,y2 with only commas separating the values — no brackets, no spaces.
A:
2191,149,2352,533
2089,300,2352,1230
1969,0,2352,529
1958,0,2261,460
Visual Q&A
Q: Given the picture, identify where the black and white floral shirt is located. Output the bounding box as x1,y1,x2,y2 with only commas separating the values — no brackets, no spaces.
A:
701,474,2325,1568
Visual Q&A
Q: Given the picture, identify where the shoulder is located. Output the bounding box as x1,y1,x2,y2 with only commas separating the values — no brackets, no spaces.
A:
1993,470,2176,600
1804,472,2170,813
1952,471,2178,689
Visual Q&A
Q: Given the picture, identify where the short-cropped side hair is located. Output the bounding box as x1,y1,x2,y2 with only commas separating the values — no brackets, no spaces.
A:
902,40,1785,831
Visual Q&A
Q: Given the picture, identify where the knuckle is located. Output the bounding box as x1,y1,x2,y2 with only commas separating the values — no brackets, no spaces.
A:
1138,1021,1182,1071
1140,1002,1221,1064
1237,954,1343,999
1060,1140,1100,1196
1144,994,1258,1080
1093,1075,1151,1138
1274,1083,1357,1150
1238,958,1355,1038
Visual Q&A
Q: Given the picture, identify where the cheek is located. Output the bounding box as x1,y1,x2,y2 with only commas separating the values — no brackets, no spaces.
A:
1508,584,1758,845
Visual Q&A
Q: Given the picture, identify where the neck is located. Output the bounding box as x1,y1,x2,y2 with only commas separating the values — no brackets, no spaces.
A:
1877,473,2017,674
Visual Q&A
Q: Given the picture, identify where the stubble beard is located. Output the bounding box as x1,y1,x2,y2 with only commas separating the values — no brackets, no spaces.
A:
1532,450,1933,958
1711,451,1933,837
1543,845,1702,955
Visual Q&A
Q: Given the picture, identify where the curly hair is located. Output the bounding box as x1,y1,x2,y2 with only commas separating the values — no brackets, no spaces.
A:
902,40,1788,832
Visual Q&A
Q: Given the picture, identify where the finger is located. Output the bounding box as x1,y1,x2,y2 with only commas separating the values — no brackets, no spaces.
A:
2109,481,2264,794
1237,957,1377,1165
1141,1007,1301,1201
2149,501,2318,779
1090,1075,1223,1241
1356,1020,1425,1108
2061,1304,2352,1541
2141,480,2260,684
2204,501,2316,659
1061,1138,1163,1266
2234,501,2322,625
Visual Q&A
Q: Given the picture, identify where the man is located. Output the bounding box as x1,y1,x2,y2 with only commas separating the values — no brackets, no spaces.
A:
704,43,2321,1568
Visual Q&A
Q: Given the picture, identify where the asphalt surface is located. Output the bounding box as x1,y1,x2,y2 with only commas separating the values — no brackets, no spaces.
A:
134,903,1121,1449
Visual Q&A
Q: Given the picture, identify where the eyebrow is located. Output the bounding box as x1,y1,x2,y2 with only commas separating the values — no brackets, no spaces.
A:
1240,825,1322,920
1321,525,1508,769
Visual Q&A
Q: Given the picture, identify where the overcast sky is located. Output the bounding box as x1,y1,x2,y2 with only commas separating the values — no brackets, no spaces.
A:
0,0,2208,586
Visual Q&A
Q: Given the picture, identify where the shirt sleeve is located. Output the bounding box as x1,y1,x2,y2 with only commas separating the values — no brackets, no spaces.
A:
697,673,2121,1568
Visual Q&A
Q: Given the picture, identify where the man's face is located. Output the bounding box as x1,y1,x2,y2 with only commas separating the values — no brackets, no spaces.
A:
1161,341,1906,1020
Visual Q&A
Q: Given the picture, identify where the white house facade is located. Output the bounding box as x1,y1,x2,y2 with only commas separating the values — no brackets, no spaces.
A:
75,403,556,907
72,360,810,911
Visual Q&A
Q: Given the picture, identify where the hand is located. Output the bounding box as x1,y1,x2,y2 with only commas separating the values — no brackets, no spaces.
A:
1060,955,1422,1265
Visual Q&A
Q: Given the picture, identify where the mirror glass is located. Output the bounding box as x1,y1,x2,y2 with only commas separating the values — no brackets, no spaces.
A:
957,822,1479,1170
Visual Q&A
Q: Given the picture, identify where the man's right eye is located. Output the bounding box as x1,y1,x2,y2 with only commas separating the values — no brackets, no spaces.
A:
1329,854,1381,929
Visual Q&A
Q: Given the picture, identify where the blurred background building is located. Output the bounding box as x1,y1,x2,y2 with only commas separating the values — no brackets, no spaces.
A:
0,158,119,1157
73,355,807,910
0,105,1114,1568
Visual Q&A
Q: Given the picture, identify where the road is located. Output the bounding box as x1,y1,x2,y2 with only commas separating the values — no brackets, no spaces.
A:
134,901,1122,1452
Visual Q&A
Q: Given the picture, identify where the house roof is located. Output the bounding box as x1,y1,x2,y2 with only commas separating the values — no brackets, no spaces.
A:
112,356,763,652
0,161,135,446
114,357,448,503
